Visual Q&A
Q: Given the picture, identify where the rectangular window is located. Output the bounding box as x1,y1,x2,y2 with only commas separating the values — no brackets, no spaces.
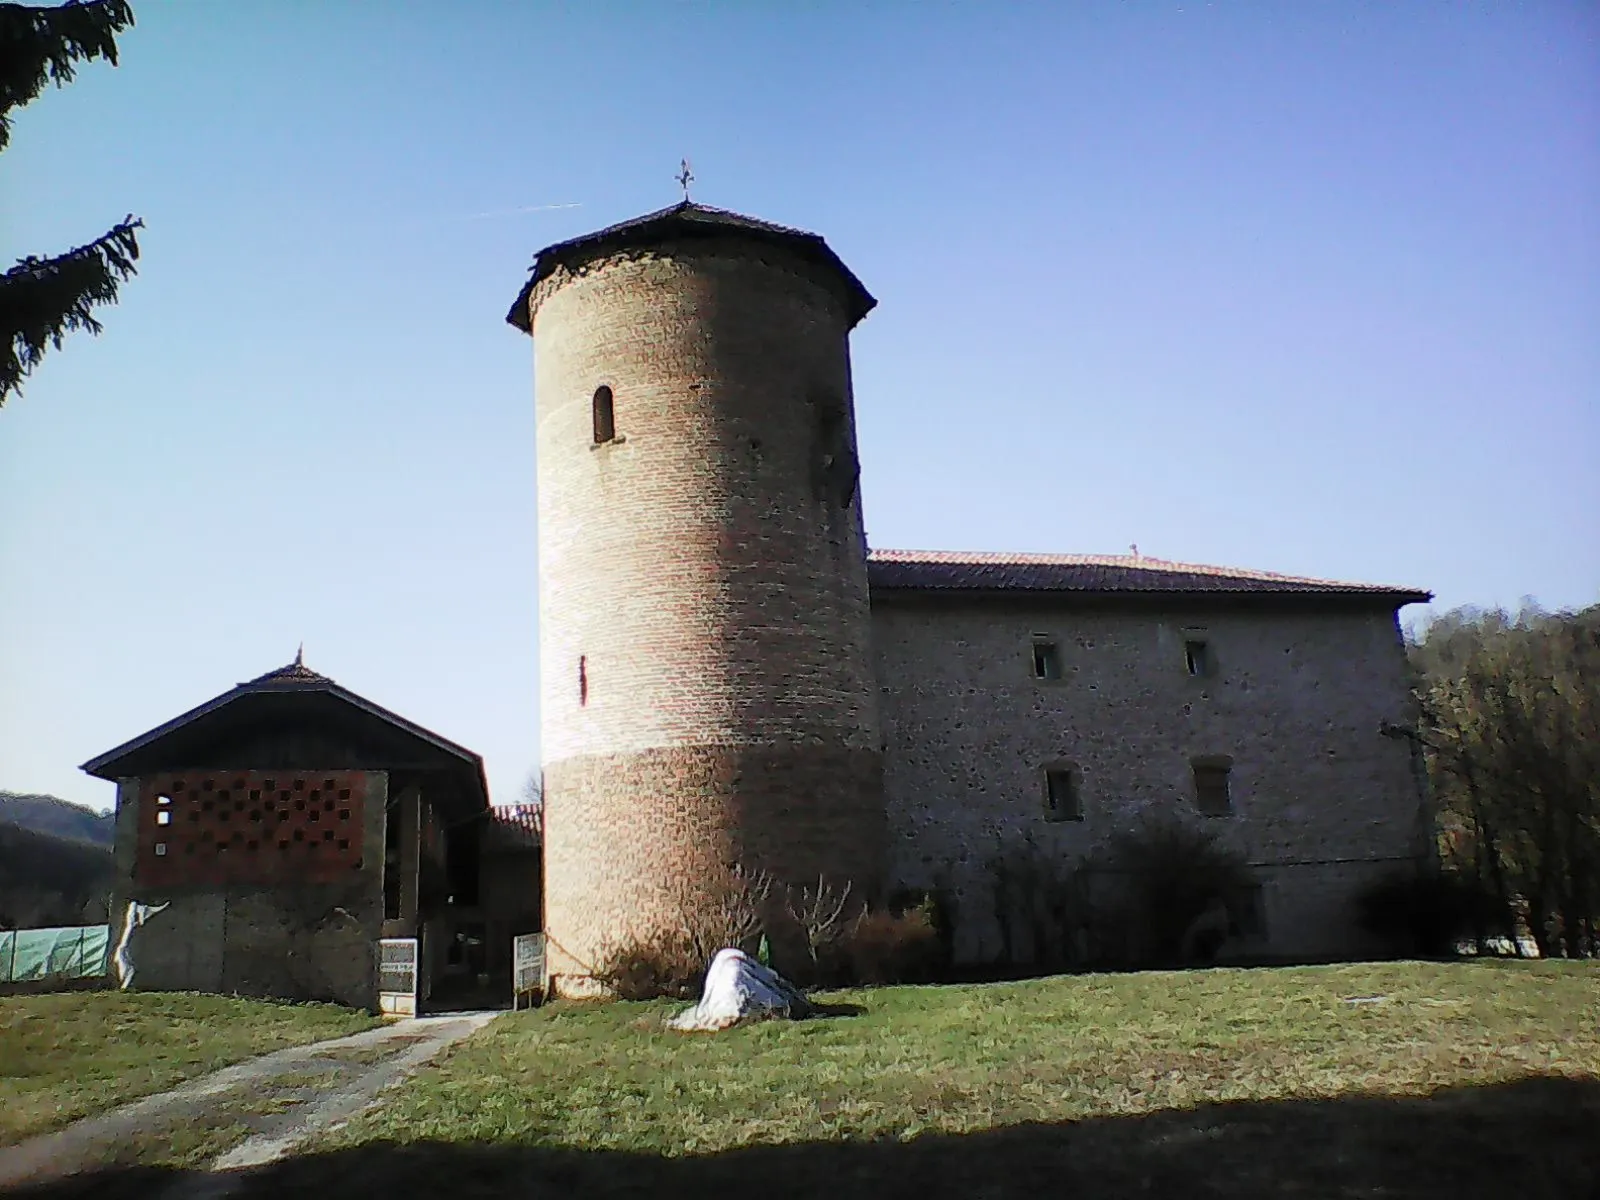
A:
1184,639,1213,677
1044,767,1082,822
1193,761,1232,816
1228,883,1266,938
1032,640,1062,681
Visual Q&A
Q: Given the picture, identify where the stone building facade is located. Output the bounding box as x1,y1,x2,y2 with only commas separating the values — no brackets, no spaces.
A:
508,202,1431,992
869,551,1430,964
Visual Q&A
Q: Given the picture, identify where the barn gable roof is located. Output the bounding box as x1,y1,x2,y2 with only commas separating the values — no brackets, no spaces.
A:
81,656,489,819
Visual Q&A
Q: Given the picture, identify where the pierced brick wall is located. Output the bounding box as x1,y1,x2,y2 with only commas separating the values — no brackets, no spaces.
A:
872,598,1427,963
527,239,886,989
113,769,388,1008
135,771,366,888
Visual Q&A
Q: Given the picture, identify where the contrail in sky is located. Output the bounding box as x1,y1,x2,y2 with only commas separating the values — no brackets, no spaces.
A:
462,202,583,221
391,201,583,233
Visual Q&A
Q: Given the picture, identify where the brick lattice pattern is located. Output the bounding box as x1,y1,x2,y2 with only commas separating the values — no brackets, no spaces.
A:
135,770,366,887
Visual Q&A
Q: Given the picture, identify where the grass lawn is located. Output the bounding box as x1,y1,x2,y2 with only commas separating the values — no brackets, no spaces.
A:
237,960,1599,1199
0,991,379,1145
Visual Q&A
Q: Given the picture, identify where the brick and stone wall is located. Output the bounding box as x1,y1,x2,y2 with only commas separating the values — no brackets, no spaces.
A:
526,240,886,989
871,596,1427,963
111,770,389,1008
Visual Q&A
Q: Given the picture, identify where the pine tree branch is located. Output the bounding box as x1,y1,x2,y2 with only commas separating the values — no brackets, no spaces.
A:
0,0,134,151
0,216,142,406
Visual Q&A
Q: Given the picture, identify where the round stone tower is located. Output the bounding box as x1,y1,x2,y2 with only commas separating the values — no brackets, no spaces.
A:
506,202,886,992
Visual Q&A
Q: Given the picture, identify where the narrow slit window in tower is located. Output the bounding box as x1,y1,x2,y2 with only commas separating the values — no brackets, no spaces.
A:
1043,766,1082,822
578,654,588,706
592,386,616,444
1192,759,1232,816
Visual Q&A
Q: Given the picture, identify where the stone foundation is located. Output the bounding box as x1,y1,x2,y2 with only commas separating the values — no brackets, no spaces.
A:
542,743,884,992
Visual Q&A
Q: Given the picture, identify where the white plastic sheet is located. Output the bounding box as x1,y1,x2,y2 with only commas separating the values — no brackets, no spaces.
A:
667,948,813,1032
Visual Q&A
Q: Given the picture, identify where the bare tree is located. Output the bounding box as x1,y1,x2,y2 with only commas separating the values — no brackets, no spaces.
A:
786,875,854,969
676,865,775,963
593,865,779,999
519,771,542,809
1410,604,1600,957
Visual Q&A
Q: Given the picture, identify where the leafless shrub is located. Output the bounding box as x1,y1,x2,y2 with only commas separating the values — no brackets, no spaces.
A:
593,930,704,1000
1088,814,1257,967
786,875,854,970
594,866,780,1000
675,865,775,964
839,907,942,985
986,832,1092,971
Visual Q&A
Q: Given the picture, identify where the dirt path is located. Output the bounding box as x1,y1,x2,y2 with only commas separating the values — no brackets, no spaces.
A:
0,1011,498,1194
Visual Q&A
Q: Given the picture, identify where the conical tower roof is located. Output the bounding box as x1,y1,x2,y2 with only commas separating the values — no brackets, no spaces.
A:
505,201,875,333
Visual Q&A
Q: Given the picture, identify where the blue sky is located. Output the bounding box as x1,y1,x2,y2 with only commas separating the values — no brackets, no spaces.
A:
3,2,1596,813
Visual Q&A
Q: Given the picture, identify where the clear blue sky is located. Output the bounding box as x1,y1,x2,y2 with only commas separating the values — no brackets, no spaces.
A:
3,2,1596,813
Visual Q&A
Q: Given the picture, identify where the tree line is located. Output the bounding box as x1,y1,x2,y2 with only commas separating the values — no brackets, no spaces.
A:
1406,602,1600,958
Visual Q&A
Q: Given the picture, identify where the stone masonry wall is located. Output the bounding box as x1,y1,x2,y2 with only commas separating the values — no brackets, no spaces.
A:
872,597,1426,963
111,770,388,1009
542,745,884,977
528,240,885,990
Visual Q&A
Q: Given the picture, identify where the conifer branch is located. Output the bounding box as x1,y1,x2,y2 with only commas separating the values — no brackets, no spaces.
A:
0,217,142,405
0,0,135,151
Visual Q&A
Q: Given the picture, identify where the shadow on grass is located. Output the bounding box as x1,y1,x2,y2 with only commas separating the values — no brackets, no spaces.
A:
8,1075,1596,1200
805,1000,867,1018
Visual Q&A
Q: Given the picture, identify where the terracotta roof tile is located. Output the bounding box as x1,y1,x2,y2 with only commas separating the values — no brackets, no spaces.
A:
483,803,542,851
867,549,1429,603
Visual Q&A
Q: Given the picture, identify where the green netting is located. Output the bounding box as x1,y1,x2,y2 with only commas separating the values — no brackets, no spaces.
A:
0,925,111,982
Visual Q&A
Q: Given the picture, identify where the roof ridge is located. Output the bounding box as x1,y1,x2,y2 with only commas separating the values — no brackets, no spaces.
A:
240,657,333,687
83,659,489,784
866,548,1428,599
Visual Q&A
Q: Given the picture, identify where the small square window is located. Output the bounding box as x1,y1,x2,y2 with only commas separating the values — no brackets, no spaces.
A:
1032,640,1062,681
1184,640,1213,677
1044,767,1082,822
1193,761,1232,816
156,811,172,827
154,842,168,857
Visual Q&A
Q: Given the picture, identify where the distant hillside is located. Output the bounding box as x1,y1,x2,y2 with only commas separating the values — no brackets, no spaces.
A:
0,792,114,846
0,822,114,928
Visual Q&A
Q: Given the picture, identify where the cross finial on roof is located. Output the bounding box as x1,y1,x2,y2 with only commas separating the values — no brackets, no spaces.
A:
676,158,694,203
1130,544,1140,560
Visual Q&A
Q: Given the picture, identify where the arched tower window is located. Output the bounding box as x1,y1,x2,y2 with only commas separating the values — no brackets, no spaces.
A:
592,386,616,444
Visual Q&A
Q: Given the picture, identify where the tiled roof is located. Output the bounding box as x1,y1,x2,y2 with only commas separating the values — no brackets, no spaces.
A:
867,549,1430,604
242,656,331,687
82,655,489,800
565,201,812,243
483,803,542,851
506,201,875,333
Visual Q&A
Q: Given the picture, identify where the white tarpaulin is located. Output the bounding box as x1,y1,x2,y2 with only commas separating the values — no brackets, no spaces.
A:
668,948,813,1032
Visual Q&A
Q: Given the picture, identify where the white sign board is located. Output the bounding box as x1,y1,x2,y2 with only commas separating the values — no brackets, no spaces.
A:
512,932,545,1009
378,937,419,1017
